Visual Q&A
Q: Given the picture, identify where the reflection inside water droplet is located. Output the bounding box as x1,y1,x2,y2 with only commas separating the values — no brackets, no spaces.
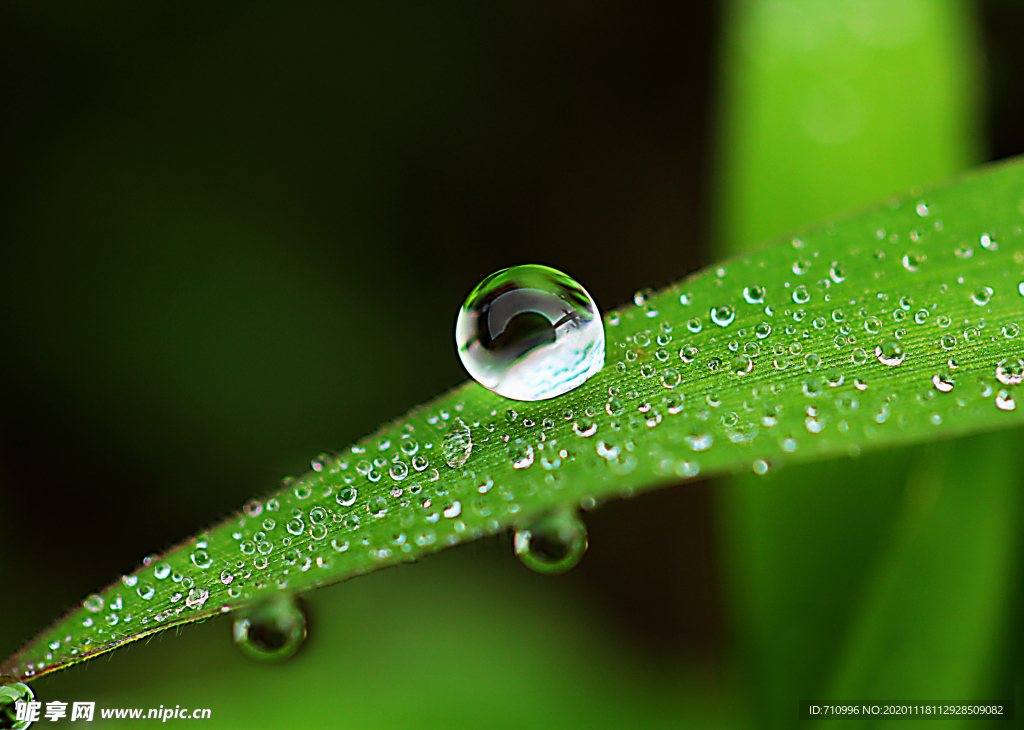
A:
232,595,307,662
513,509,588,575
455,264,604,401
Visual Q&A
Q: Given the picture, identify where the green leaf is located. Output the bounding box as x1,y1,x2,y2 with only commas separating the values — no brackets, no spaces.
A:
6,155,1024,682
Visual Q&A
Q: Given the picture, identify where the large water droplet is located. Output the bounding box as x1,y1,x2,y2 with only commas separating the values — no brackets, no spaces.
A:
513,509,588,575
455,265,604,401
232,595,307,662
0,677,35,730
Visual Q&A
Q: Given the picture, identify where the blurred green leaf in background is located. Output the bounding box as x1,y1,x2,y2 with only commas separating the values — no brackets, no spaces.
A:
0,0,1020,727
715,0,1019,726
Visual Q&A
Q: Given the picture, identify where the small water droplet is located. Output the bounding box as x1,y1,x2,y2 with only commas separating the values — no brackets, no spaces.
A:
875,341,906,367
971,286,993,306
996,389,1016,411
995,358,1024,386
902,251,925,271
830,262,846,283
792,285,810,304
685,433,714,452
232,595,307,662
660,368,681,388
932,373,955,393
940,334,957,350
441,417,473,468
805,415,825,434
710,305,736,327
513,509,588,575
572,420,598,437
389,461,409,481
335,486,358,508
367,496,388,518
455,265,605,401
980,232,998,251
509,440,535,469
730,354,753,375
743,285,765,304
